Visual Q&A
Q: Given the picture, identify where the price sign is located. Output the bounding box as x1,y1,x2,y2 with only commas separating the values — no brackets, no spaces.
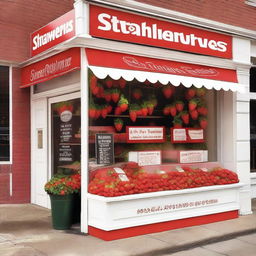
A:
96,134,114,165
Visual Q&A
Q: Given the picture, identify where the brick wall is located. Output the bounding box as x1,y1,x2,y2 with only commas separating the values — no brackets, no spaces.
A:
0,0,74,63
135,0,256,31
0,0,73,203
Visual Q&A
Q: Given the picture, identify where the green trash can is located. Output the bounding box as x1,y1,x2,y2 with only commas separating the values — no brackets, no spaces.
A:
49,194,74,230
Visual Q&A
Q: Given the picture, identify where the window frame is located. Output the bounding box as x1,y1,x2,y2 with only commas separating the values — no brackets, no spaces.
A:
0,65,12,164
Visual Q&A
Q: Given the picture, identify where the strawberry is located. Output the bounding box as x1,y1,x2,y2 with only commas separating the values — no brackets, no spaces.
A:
185,88,196,100
141,103,148,116
196,88,206,97
173,116,182,128
197,106,208,116
118,95,129,112
106,104,112,114
129,110,137,122
91,84,100,95
190,109,199,120
181,111,189,124
147,102,154,115
114,106,122,115
104,90,112,102
111,89,120,103
95,106,101,120
90,75,98,90
148,95,158,108
175,101,184,112
188,99,197,111
101,106,108,119
169,104,177,117
163,106,170,115
114,118,123,132
89,104,96,119
118,78,126,89
96,84,104,98
162,85,174,99
105,78,113,88
199,117,208,129
136,105,142,116
132,88,142,100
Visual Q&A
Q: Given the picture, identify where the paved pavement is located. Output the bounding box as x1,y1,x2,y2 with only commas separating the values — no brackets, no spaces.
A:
0,200,256,256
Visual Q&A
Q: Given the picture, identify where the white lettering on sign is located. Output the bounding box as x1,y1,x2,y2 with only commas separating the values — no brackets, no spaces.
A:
32,20,74,51
30,57,72,82
97,13,227,53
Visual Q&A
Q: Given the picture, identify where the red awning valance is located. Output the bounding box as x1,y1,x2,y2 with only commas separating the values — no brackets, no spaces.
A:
20,48,80,88
86,48,245,93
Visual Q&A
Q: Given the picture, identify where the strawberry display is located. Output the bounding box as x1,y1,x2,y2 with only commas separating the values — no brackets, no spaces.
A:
118,95,129,112
190,109,199,120
114,118,123,132
175,101,184,112
111,89,120,103
129,104,139,122
106,104,112,114
162,85,174,99
199,117,208,129
89,104,96,119
88,163,239,197
132,88,142,100
180,111,189,125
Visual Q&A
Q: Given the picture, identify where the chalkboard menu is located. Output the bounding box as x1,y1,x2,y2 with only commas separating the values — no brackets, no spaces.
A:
96,134,114,165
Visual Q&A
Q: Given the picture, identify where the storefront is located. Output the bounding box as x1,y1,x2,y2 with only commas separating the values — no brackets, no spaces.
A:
20,0,252,240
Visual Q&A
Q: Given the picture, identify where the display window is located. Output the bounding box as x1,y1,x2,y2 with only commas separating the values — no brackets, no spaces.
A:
87,71,239,197
0,66,10,162
51,98,81,175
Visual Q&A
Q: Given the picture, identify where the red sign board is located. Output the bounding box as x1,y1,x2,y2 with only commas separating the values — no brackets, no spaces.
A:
89,5,232,59
86,49,238,83
21,48,80,88
31,9,75,57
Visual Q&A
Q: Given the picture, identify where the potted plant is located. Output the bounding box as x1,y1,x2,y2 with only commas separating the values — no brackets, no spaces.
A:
44,174,81,230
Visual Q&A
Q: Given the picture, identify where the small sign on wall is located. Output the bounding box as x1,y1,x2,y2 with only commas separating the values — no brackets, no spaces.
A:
179,150,208,163
128,151,162,166
127,126,165,143
171,128,205,143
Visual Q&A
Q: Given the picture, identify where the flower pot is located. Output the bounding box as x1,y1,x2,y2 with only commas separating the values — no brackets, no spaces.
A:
72,193,81,224
49,194,75,230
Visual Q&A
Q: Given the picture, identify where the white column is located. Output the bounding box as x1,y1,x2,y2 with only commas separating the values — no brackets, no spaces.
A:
236,68,252,215
74,0,90,36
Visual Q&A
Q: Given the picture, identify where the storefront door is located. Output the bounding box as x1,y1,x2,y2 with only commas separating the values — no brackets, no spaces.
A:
48,92,81,183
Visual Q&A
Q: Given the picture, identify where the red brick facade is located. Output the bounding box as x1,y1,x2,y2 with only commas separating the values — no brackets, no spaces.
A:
0,0,73,203
135,0,256,31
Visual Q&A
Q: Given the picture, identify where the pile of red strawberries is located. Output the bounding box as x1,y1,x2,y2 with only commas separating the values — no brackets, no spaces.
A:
88,162,239,197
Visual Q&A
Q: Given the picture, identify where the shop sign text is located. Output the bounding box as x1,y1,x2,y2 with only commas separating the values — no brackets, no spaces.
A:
90,5,232,59
31,10,75,56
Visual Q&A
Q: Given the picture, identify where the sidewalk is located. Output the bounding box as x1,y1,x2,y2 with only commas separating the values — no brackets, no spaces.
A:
0,200,256,256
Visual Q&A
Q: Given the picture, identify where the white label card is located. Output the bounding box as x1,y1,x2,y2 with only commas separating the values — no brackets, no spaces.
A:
113,168,129,182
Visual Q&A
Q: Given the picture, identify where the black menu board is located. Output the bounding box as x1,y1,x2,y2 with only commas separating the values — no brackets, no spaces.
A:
96,134,114,165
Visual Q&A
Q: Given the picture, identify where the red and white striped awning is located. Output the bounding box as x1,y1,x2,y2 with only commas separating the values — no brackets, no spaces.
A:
86,48,246,93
